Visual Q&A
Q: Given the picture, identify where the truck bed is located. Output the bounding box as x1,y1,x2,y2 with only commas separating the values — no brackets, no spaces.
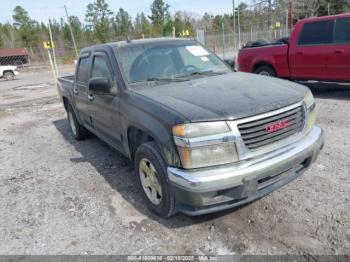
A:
238,44,290,78
58,75,75,84
57,75,75,100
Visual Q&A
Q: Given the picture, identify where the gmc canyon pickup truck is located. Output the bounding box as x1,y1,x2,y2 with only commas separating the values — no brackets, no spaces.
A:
238,13,350,82
58,38,324,217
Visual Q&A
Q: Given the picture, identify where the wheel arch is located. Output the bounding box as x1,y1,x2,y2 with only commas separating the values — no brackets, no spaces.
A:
3,70,15,78
127,126,157,161
252,62,276,74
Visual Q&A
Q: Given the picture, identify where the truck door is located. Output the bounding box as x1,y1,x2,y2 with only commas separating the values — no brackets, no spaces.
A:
324,17,350,82
73,53,91,126
289,20,333,81
87,51,123,150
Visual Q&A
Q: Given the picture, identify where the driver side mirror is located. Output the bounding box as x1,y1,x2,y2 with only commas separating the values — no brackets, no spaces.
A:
89,77,111,94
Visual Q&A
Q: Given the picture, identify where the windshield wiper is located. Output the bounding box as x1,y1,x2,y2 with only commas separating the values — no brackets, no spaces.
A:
188,70,227,77
147,77,190,82
130,77,190,84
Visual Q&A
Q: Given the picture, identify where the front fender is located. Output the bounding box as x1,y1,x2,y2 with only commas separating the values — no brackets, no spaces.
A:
120,93,185,167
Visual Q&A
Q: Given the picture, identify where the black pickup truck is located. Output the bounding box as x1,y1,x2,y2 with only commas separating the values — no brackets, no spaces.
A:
57,38,324,217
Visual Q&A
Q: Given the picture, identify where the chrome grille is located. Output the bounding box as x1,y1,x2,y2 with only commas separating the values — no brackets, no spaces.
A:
238,106,304,150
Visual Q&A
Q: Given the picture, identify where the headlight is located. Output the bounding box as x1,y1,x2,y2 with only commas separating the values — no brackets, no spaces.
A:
173,122,239,169
304,90,315,109
303,90,316,130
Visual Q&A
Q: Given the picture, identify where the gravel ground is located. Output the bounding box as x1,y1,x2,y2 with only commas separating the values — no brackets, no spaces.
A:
0,69,349,255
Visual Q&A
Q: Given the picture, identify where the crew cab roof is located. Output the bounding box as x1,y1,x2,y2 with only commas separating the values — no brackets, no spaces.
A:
79,38,195,54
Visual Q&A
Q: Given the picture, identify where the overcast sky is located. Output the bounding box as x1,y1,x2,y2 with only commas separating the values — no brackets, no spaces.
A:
0,0,246,24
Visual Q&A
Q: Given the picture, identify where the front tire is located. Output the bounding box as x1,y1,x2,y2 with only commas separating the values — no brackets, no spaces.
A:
135,142,176,218
67,104,90,140
4,71,14,81
254,65,276,77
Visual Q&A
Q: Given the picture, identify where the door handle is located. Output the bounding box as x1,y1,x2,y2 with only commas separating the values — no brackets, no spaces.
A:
334,50,344,54
73,87,78,95
88,94,94,101
296,51,304,55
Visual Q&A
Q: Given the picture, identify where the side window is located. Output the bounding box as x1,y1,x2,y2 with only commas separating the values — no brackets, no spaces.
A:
77,57,89,82
92,55,112,80
298,21,333,46
333,18,350,44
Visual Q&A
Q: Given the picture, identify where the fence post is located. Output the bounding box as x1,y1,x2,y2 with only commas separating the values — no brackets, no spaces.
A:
250,26,253,41
286,9,289,36
222,23,225,59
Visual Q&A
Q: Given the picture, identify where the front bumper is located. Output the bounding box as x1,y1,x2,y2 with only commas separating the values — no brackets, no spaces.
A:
168,126,324,215
14,71,19,76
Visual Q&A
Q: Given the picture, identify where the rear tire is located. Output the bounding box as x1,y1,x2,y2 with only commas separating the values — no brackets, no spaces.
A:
4,71,14,81
67,104,90,140
254,65,276,77
135,141,176,218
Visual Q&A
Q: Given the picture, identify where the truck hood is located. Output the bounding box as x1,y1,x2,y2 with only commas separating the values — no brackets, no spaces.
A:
133,72,308,122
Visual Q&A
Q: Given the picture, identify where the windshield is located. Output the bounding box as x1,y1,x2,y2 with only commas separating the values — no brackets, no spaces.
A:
114,40,231,84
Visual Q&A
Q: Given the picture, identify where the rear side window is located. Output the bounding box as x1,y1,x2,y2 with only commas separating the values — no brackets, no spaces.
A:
298,20,333,46
92,55,112,80
77,57,89,82
333,18,350,44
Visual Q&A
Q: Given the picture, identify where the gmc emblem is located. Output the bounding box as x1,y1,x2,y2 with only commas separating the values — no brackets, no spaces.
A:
265,119,290,134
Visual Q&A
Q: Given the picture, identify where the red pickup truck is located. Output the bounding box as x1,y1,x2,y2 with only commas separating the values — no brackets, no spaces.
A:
238,13,350,82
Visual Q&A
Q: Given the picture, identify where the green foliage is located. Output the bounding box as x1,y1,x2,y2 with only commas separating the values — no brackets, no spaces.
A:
149,0,170,27
12,5,39,49
85,0,113,43
114,8,133,38
134,12,151,37
318,0,350,16
172,12,194,37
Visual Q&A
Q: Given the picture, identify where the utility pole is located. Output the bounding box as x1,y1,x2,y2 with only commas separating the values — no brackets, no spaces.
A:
64,5,79,59
290,0,295,31
48,20,58,78
47,48,57,84
267,0,272,29
232,0,236,51
237,7,241,48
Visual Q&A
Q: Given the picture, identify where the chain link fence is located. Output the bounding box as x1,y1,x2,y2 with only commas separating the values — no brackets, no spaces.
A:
197,26,291,60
